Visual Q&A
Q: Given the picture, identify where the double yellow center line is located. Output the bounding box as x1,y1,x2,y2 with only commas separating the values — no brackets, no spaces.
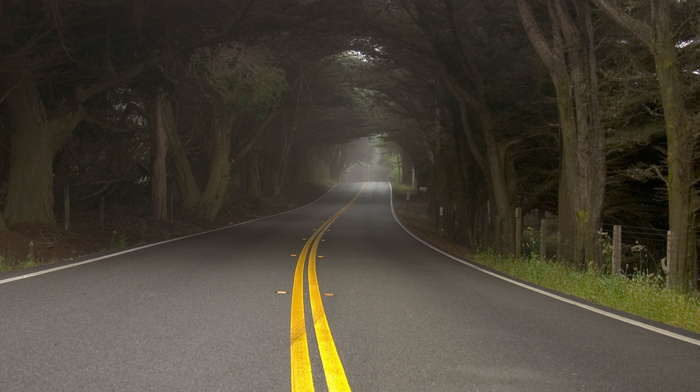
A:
290,183,366,392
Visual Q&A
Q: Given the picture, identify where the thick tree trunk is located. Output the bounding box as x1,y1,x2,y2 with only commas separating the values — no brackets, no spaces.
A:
162,100,201,211
483,123,515,254
653,10,697,290
1,73,85,226
194,112,234,222
2,75,56,225
0,212,8,231
242,151,262,198
517,0,605,267
150,90,169,221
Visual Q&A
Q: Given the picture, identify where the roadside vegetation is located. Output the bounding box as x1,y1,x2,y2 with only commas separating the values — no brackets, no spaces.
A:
473,252,700,334
392,188,700,335
0,255,40,273
0,240,44,272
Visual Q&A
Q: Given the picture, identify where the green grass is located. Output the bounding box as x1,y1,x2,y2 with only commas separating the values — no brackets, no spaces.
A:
0,241,44,273
473,252,700,334
390,182,415,195
0,257,40,273
109,232,128,249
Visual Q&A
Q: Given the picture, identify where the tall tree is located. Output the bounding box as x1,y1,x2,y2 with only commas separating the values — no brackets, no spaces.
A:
591,0,699,289
517,0,606,267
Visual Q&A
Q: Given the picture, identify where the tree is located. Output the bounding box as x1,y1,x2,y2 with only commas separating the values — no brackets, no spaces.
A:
0,0,259,225
591,0,699,289
517,0,606,267
164,43,287,221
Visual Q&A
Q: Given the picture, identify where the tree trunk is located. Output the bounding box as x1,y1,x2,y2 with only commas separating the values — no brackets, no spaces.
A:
440,8,518,254
275,138,292,194
0,211,8,231
150,89,169,221
653,7,697,290
450,91,515,254
483,122,516,254
194,112,234,222
517,0,605,267
242,151,262,198
328,146,345,181
2,75,56,225
400,150,413,185
162,99,201,211
1,73,85,226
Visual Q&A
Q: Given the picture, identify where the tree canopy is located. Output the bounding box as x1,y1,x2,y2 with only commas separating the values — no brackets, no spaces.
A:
1,0,698,288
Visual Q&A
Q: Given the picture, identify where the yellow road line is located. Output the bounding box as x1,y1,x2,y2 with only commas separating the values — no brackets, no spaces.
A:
290,183,366,392
290,237,315,391
309,230,350,391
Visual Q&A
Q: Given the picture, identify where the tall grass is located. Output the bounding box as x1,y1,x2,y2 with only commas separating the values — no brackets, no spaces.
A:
473,252,700,334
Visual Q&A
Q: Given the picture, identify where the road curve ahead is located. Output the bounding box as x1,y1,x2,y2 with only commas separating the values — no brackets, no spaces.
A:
1,182,699,391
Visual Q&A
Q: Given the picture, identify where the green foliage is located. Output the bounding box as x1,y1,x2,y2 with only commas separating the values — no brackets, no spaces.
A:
0,258,39,273
110,232,128,249
378,143,403,183
209,62,288,119
391,182,415,195
473,252,700,333
522,226,540,257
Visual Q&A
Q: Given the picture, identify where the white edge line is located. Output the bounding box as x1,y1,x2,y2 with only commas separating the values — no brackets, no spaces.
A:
0,184,339,286
388,183,700,348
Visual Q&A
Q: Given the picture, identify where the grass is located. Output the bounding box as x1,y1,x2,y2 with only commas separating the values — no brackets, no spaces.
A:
0,240,46,273
390,182,416,196
0,257,41,273
473,251,700,334
109,232,128,249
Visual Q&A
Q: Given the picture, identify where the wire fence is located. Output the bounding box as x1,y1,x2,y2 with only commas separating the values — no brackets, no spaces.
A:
522,217,698,278
601,223,668,275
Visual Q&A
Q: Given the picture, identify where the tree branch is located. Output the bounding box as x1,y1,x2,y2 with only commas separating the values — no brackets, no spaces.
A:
590,0,654,49
515,0,559,72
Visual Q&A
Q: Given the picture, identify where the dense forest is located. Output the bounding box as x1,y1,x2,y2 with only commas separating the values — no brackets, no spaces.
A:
0,0,698,289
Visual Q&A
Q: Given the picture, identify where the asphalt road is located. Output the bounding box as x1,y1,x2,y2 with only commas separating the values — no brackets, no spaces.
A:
1,182,699,391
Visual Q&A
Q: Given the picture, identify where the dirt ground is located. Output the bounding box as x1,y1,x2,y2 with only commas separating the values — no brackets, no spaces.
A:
0,185,473,272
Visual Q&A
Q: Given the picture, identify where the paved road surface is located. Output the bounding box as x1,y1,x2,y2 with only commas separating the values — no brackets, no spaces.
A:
1,182,699,391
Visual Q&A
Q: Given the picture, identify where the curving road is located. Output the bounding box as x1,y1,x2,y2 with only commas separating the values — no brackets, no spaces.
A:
1,182,699,391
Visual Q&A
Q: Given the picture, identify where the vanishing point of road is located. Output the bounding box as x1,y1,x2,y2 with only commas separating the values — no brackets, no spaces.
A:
1,182,699,391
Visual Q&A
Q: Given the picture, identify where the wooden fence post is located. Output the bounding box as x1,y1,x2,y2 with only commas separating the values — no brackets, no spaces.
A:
612,225,622,274
665,230,674,275
99,196,105,229
540,218,547,259
515,207,522,258
169,193,174,222
64,184,70,230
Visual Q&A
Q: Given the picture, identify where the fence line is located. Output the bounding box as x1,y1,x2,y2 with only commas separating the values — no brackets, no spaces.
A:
514,209,698,277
